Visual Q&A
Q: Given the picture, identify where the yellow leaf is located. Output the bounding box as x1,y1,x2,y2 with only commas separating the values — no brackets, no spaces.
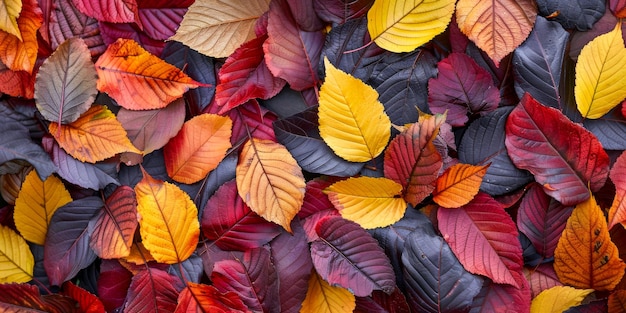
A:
456,0,537,66
123,242,155,265
554,194,626,291
170,0,270,58
324,177,406,229
135,169,199,264
164,114,232,184
0,0,41,72
0,0,21,40
236,138,305,233
367,0,456,53
0,225,34,283
433,163,489,209
575,23,626,119
319,58,391,162
530,286,593,313
49,105,141,163
14,170,72,245
300,271,356,313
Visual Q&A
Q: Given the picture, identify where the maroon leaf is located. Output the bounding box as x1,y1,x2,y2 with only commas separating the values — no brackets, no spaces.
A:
311,216,396,297
124,268,180,313
136,0,193,40
611,0,626,17
227,100,278,144
98,260,133,312
428,52,500,127
286,0,325,31
524,263,562,298
201,180,281,251
354,288,410,313
211,247,279,313
61,282,105,313
313,0,373,24
216,35,286,114
99,21,165,55
505,93,610,206
48,0,106,58
0,283,51,311
197,241,244,278
298,177,340,241
263,0,324,91
517,183,573,259
438,193,524,288
469,279,531,313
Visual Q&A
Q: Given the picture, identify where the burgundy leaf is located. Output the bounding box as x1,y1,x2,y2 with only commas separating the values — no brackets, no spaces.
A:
216,34,286,114
611,0,626,17
354,288,410,313
263,0,324,91
0,283,50,311
197,241,244,278
98,260,133,312
523,263,562,298
202,180,281,251
227,100,277,144
61,281,105,313
44,197,101,286
505,93,610,206
137,0,193,40
299,177,340,241
469,279,531,313
311,216,396,297
99,21,165,55
211,247,279,313
48,0,106,58
124,268,180,313
286,0,325,31
71,0,140,25
313,0,373,24
428,52,500,127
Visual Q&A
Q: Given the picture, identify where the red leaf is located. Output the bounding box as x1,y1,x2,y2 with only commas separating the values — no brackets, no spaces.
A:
523,263,562,298
311,216,396,297
438,193,524,287
216,35,286,114
517,183,573,259
0,62,35,98
89,186,138,259
505,93,609,206
610,0,626,17
71,0,141,25
298,177,340,242
428,53,500,127
227,100,278,144
137,0,193,40
469,279,531,313
61,282,105,313
0,283,50,311
175,283,249,313
124,268,180,313
609,151,626,229
97,260,132,312
263,0,324,91
211,247,279,313
201,180,281,251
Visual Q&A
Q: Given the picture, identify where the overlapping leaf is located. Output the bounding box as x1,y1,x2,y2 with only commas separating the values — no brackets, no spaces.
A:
469,279,531,313
0,62,35,98
136,0,193,41
88,186,137,259
554,194,626,291
0,0,42,72
62,281,106,313
432,163,489,208
609,151,626,229
49,105,141,163
236,138,306,233
124,268,179,313
135,169,200,264
170,0,269,58
175,282,248,313
14,170,72,245
524,263,563,298
48,0,106,56
536,0,605,31
71,0,140,24
0,0,21,39
530,286,594,313
0,283,60,311
300,271,356,313
0,225,33,283
505,93,610,206
95,38,205,110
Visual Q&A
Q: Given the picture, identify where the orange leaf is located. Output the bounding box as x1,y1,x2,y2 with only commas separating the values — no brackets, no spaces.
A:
0,61,35,98
175,282,248,313
455,0,537,65
123,242,155,265
0,0,41,72
95,38,206,110
49,105,141,163
236,138,306,232
609,290,626,313
554,194,626,291
432,163,489,208
300,271,356,313
609,151,626,229
13,170,72,245
135,169,200,264
89,186,137,259
164,114,232,184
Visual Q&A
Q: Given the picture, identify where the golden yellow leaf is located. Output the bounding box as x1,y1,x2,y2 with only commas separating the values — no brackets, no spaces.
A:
554,194,626,291
530,286,593,313
324,177,406,229
0,0,21,40
170,0,270,58
319,58,391,162
14,170,72,245
135,169,200,264
367,0,456,53
123,242,155,265
0,0,41,72
0,225,34,283
432,163,489,209
236,138,305,233
49,105,141,163
575,23,626,119
300,271,356,313
456,0,537,65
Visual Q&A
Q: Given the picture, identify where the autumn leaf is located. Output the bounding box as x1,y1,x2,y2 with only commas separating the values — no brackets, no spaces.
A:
135,169,199,264
0,0,21,39
609,290,626,313
456,0,537,65
530,286,593,313
170,0,269,58
0,225,34,283
300,271,356,313
89,186,137,259
575,22,626,119
95,38,206,110
554,194,626,291
0,0,42,72
236,138,306,233
367,0,456,53
71,0,140,25
164,113,232,184
432,163,489,209
124,268,179,312
175,282,248,313
609,151,626,229
62,282,106,313
14,170,72,245
319,57,391,162
324,177,406,229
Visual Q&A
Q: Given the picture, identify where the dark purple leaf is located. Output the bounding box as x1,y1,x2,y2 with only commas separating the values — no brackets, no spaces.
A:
44,197,101,286
99,21,165,56
286,0,325,31
469,279,531,313
402,227,482,313
197,241,244,278
465,45,519,106
48,0,106,58
564,299,608,313
313,0,373,24
30,243,50,290
258,86,308,119
354,288,410,313
168,254,203,284
458,107,533,196
513,16,569,109
584,108,626,150
136,0,192,40
536,0,604,31
569,10,626,60
228,101,278,144
311,216,396,297
202,180,281,251
194,154,238,214
274,106,364,176
124,268,180,313
270,219,312,313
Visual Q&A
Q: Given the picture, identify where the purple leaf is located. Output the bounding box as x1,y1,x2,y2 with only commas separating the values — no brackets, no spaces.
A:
536,0,604,31
137,0,193,40
48,0,106,58
286,0,325,31
469,279,531,313
313,0,373,24
99,21,165,56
